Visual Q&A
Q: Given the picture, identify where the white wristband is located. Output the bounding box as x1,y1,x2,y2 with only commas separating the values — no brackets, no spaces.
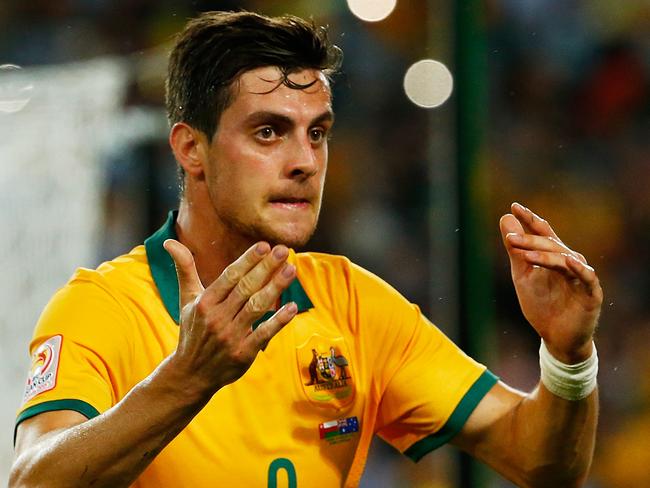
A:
539,340,598,401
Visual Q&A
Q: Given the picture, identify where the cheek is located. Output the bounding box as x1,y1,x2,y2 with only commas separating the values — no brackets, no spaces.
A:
224,143,274,180
212,159,268,208
317,152,328,187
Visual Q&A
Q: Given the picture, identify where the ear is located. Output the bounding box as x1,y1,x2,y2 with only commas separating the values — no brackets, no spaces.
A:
169,122,208,178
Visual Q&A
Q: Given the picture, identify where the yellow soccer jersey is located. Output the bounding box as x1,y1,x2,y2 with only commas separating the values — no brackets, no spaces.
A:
17,211,498,487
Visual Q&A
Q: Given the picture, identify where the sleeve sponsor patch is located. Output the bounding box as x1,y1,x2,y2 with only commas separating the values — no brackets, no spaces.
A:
23,335,62,403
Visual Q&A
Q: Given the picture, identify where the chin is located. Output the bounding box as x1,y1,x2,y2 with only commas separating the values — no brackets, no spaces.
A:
265,228,314,248
225,212,318,249
259,221,317,248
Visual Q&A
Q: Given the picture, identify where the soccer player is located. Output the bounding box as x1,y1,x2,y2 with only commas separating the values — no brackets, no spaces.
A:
10,11,601,488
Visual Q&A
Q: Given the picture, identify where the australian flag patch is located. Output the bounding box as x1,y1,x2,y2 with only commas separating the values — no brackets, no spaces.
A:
319,416,359,444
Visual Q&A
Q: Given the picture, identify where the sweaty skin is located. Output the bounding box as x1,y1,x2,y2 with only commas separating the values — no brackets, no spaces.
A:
451,202,601,487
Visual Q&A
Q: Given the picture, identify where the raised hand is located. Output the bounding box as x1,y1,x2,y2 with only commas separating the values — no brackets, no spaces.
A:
500,203,603,364
163,239,298,397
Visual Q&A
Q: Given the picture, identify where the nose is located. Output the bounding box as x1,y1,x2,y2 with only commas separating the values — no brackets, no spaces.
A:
284,136,319,180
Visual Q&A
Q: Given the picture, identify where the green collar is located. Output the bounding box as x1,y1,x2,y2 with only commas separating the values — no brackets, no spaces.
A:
144,210,314,326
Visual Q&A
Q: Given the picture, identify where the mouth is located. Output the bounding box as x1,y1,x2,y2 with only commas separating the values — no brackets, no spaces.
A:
268,196,312,210
270,197,309,203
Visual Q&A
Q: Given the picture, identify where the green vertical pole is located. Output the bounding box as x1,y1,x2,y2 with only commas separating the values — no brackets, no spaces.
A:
454,1,494,487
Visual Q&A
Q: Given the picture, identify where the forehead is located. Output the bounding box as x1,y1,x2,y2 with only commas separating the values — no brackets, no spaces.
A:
228,66,332,116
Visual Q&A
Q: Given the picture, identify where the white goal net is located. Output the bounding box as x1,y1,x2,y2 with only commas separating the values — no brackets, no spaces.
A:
0,58,127,483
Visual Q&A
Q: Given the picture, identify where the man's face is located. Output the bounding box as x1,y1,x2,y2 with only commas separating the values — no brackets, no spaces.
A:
204,66,333,248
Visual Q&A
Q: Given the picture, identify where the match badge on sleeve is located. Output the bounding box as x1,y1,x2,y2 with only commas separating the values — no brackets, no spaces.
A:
23,335,62,403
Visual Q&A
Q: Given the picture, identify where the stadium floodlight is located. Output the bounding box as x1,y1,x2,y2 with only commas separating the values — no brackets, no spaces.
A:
346,0,397,22
403,59,454,108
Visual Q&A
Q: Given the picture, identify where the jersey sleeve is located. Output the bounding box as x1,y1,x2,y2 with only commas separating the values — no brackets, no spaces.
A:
16,272,133,430
350,264,498,461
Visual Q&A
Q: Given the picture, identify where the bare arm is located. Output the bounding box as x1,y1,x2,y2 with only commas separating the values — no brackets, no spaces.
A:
11,358,211,488
452,203,602,487
453,381,597,487
11,240,297,488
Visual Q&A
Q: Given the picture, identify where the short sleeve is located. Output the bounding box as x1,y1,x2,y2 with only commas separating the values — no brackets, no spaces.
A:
376,311,498,461
349,264,498,461
16,273,133,429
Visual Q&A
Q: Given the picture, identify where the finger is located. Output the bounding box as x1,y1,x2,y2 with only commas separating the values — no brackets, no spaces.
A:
500,213,525,238
521,250,580,278
574,251,588,264
500,214,529,275
511,202,559,239
248,301,298,352
565,254,601,296
225,245,290,313
236,261,296,324
506,233,574,255
204,241,271,304
163,239,204,308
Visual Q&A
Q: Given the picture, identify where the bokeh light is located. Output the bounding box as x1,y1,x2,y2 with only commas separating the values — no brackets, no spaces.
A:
403,59,453,108
0,64,33,114
346,0,397,23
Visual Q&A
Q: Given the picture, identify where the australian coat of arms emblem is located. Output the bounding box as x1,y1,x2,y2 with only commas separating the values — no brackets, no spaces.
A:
297,335,354,408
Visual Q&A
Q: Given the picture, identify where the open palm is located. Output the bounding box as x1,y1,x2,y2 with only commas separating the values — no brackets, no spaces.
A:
500,203,603,363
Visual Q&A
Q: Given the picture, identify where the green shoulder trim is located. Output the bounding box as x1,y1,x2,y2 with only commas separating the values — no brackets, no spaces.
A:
145,210,314,326
14,399,100,444
144,210,180,323
404,369,499,462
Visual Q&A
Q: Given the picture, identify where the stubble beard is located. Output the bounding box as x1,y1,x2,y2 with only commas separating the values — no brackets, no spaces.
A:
221,208,320,249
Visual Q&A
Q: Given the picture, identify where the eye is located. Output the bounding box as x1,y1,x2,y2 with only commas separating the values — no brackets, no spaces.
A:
257,127,275,140
309,128,326,144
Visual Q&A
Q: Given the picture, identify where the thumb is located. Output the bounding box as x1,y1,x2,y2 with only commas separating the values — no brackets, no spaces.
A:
163,239,204,308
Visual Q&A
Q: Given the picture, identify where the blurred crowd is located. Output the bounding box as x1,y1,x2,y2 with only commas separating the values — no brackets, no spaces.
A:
486,2,649,487
1,0,648,486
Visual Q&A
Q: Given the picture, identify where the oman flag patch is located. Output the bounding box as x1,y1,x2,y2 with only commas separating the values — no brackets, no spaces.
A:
23,335,62,403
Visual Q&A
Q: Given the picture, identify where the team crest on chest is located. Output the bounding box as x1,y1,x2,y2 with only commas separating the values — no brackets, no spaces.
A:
297,335,354,408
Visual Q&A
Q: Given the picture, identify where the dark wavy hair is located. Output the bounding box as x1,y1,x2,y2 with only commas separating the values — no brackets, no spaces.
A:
166,10,343,140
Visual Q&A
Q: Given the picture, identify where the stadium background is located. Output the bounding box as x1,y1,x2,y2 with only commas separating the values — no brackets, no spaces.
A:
0,1,648,486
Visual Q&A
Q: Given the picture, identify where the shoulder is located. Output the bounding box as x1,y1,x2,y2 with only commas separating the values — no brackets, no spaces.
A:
86,244,149,289
36,245,150,339
295,250,407,298
292,250,351,272
61,245,150,302
294,251,391,287
293,251,416,325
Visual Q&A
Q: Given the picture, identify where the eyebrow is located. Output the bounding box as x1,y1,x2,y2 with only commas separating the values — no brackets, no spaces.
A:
244,110,335,128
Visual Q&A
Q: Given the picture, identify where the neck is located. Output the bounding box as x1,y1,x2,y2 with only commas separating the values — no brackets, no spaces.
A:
175,193,254,287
